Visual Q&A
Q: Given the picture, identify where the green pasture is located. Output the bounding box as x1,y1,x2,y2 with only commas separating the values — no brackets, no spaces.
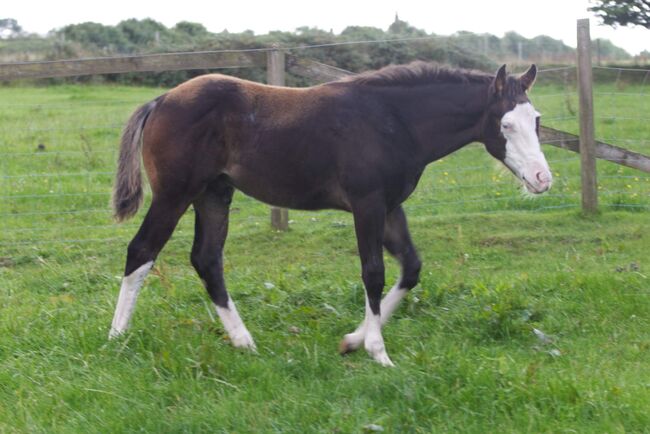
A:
0,81,649,433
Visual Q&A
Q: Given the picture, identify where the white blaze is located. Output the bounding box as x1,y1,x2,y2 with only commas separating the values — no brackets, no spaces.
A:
501,103,552,194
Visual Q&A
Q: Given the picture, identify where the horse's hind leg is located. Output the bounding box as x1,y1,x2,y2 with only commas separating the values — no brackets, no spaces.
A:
191,181,256,350
340,205,421,355
109,196,191,338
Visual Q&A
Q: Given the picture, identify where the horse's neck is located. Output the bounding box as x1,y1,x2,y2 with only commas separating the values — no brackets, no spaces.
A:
376,82,488,165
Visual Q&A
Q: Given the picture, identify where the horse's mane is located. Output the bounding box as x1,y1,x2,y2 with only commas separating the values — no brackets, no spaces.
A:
344,61,494,87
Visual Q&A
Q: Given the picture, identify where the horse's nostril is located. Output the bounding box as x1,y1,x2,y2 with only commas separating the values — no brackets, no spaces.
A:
536,171,547,183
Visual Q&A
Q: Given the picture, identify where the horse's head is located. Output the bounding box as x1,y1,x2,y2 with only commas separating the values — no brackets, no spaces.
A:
481,64,552,194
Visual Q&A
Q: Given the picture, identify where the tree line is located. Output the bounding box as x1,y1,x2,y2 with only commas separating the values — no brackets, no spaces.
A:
0,16,641,87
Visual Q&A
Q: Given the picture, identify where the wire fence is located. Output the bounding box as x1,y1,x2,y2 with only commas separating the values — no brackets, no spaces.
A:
1,62,649,256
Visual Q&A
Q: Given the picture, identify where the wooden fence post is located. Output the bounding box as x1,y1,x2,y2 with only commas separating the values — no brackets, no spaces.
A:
267,48,290,230
576,18,598,214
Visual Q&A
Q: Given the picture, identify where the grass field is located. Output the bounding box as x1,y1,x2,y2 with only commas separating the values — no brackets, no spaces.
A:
1,78,649,432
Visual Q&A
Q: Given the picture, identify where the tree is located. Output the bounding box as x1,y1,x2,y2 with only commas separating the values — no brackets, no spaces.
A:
173,21,209,38
501,31,527,55
117,18,170,47
589,0,650,28
594,38,632,59
0,18,23,39
59,22,130,52
341,26,385,41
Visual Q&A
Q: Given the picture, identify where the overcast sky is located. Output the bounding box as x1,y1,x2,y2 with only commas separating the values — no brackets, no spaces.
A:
5,0,650,55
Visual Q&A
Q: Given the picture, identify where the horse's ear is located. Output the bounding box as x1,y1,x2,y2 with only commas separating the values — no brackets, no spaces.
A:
520,64,537,92
492,64,507,97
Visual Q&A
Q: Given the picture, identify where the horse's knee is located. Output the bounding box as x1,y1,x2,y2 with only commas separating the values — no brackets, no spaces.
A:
190,249,220,278
191,249,229,305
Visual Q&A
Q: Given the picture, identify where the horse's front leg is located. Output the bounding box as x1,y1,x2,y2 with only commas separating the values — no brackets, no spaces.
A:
343,196,393,366
340,206,421,356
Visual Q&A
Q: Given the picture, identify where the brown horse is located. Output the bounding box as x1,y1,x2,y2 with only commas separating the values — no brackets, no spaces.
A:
109,62,551,366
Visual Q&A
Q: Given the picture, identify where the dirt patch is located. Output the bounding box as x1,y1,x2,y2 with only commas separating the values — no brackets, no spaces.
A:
0,257,15,268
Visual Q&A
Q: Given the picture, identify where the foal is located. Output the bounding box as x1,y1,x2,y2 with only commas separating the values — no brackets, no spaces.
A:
109,62,551,366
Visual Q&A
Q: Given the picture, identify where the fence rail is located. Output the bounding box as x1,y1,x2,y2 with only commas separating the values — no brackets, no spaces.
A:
0,51,265,80
540,126,650,172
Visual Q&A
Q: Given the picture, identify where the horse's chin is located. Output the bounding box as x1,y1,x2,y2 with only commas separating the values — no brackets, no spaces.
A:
522,177,551,194
501,161,551,195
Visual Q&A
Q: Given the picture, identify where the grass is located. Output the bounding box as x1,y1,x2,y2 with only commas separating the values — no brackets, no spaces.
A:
1,79,649,433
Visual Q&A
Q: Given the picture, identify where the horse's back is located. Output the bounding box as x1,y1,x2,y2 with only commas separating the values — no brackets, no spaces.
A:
139,73,409,210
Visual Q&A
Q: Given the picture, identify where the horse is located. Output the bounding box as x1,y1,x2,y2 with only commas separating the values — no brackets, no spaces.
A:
108,61,551,366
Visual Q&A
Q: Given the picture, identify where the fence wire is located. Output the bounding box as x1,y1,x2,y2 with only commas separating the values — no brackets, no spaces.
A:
1,65,649,255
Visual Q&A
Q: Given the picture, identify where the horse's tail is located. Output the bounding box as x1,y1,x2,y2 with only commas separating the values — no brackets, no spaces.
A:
112,99,157,222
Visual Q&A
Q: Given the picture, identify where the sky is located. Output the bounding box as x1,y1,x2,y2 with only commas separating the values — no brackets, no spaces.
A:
4,0,650,55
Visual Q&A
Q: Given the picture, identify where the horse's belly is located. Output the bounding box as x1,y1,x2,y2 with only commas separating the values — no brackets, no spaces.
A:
225,167,349,211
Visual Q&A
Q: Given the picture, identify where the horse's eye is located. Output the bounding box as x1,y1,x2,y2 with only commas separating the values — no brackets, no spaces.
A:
501,122,513,131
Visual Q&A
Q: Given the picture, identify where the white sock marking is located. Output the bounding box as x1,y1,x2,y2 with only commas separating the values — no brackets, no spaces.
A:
109,261,153,339
341,277,408,353
215,298,256,351
341,297,371,352
341,294,395,366
364,310,394,367
379,284,408,326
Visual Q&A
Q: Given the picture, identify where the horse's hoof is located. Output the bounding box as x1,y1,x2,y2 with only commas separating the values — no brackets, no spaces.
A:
365,339,395,367
339,332,364,355
231,331,257,352
372,352,395,367
339,338,356,355
108,328,123,340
